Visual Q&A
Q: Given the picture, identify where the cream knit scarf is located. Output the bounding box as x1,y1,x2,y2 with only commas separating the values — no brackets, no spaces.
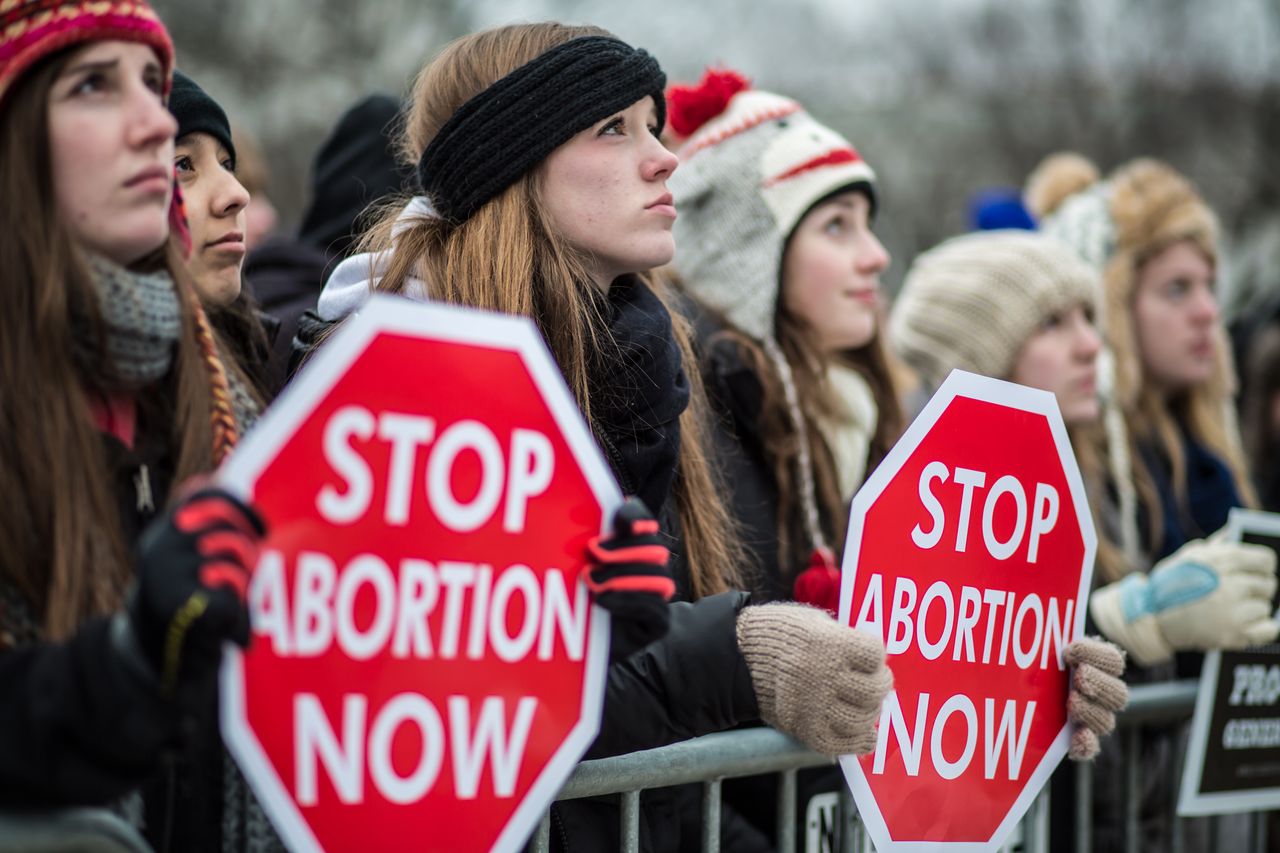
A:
816,363,878,503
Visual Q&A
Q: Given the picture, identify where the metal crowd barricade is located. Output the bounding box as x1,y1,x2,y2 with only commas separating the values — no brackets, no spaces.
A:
0,808,152,853
1,680,1270,852
534,679,1274,853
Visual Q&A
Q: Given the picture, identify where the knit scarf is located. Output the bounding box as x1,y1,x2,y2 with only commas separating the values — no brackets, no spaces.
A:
815,363,878,504
587,276,691,517
80,253,182,387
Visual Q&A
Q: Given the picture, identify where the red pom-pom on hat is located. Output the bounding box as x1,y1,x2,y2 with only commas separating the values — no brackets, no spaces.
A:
666,68,751,138
792,546,840,616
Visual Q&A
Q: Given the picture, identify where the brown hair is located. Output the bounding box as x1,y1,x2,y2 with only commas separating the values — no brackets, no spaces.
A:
713,302,902,580
359,23,741,598
0,48,226,639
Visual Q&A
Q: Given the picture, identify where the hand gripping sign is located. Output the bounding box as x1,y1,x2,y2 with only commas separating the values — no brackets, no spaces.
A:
218,296,619,853
838,370,1096,851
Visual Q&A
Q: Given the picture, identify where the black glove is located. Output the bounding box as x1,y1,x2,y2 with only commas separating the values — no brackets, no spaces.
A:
585,497,675,661
127,485,266,695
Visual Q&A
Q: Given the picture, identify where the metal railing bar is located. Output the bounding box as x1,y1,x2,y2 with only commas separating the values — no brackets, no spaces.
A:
1121,680,1199,723
777,768,797,853
531,679,1206,851
621,790,640,853
557,681,1200,804
557,728,832,800
1172,723,1187,853
702,779,721,852
1075,759,1092,853
1125,730,1141,852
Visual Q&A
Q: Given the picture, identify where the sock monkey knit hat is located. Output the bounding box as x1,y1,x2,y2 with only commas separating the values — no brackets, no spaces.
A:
668,69,876,569
668,69,877,343
0,0,173,106
890,229,1102,392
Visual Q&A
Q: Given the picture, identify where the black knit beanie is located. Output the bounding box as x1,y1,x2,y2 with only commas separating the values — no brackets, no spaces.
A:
299,93,415,260
169,70,236,165
418,35,666,224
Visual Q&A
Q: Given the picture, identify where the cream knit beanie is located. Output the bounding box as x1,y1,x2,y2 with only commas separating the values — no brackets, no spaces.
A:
890,230,1102,391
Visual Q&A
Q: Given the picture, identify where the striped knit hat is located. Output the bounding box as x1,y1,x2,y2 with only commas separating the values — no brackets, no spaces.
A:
0,3,239,464
669,69,876,564
0,1,174,106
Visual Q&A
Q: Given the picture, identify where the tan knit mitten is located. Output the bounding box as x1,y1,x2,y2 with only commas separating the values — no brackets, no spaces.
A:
1063,636,1128,760
736,603,892,756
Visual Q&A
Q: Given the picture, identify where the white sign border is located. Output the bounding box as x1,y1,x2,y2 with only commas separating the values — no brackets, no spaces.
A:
836,369,1097,851
218,295,620,853
1177,508,1280,817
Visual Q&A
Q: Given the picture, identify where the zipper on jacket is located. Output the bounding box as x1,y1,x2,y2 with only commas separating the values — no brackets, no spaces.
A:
134,464,154,514
594,429,637,496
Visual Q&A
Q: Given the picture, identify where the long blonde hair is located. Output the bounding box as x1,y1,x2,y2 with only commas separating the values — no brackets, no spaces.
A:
363,23,742,598
1029,153,1255,578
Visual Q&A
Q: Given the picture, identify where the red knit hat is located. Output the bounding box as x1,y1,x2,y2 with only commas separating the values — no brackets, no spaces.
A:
0,0,174,106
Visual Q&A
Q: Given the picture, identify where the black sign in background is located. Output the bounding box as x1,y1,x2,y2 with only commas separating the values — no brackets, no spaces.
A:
1198,646,1280,794
1181,517,1280,811
1195,527,1280,794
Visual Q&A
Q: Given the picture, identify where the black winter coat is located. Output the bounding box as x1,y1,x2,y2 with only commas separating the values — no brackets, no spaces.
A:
547,278,766,852
685,299,851,847
0,384,231,852
689,302,796,603
243,240,329,393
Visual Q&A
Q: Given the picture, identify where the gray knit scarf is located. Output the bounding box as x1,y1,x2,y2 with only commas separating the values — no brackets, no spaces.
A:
82,254,183,387
79,254,259,436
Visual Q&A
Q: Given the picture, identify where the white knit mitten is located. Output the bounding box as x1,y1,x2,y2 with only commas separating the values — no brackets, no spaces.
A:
736,604,891,755
1090,539,1278,666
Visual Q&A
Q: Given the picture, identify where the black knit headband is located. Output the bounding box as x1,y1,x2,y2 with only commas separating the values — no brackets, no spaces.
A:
417,35,667,224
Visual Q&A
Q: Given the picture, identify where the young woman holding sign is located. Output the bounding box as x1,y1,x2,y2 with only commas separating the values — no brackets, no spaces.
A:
304,23,901,849
893,224,1277,668
891,227,1275,851
662,74,1128,844
1026,154,1265,599
0,2,276,849
663,68,903,612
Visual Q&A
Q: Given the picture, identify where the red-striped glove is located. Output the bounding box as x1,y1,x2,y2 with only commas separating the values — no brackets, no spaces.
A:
128,485,266,695
586,497,676,660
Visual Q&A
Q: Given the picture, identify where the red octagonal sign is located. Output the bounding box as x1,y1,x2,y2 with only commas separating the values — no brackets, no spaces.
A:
218,296,618,852
838,370,1096,850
